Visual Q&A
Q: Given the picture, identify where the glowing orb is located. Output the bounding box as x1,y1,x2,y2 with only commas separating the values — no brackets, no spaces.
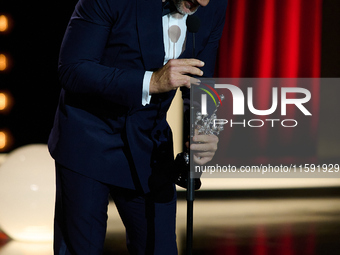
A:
0,144,55,242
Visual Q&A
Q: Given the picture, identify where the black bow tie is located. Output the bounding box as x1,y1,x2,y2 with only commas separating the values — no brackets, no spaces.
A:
162,0,177,16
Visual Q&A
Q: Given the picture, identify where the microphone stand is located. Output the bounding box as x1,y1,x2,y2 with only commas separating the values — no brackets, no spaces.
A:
186,15,199,254
186,88,195,255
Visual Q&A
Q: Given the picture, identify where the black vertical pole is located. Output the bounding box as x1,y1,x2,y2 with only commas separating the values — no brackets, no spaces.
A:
186,16,200,255
186,174,194,255
186,86,195,255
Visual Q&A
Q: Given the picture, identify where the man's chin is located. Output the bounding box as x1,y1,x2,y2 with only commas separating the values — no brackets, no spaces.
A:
176,1,200,15
178,6,199,15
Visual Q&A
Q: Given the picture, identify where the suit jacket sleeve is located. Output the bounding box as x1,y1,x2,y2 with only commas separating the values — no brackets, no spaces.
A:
58,0,145,110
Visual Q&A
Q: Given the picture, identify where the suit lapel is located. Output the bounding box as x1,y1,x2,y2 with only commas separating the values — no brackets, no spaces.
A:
137,0,165,71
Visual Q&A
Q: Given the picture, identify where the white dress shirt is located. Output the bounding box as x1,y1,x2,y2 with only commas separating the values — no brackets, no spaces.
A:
142,12,188,106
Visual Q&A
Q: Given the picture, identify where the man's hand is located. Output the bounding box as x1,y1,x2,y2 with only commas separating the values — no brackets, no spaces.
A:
150,59,204,94
188,132,219,165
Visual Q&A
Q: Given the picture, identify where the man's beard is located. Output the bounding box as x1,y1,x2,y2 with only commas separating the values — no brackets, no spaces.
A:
173,0,199,15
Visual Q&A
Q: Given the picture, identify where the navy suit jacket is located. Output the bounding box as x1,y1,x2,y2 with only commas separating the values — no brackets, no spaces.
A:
48,0,228,193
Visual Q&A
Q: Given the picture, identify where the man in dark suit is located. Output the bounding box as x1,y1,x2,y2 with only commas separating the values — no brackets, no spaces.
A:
49,0,227,254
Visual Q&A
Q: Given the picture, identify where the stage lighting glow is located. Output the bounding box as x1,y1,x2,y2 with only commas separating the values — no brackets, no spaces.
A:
0,240,53,255
0,15,8,32
0,132,6,149
0,144,55,242
0,91,14,114
0,93,7,111
0,130,13,152
0,54,6,71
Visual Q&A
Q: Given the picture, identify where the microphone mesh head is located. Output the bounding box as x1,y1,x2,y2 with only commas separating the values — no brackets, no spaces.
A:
186,15,201,33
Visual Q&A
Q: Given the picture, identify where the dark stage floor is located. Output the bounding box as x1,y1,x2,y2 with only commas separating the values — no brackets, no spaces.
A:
1,188,340,255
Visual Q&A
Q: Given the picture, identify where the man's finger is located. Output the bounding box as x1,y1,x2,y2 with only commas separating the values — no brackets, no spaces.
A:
178,65,204,76
168,58,205,67
193,155,212,165
190,77,201,86
192,134,219,144
190,142,216,152
171,74,191,89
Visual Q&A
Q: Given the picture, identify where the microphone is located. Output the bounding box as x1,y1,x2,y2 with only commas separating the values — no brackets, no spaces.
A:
186,15,201,57
186,15,201,33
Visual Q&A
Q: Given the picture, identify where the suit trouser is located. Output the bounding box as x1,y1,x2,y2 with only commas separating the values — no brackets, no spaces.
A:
54,163,178,255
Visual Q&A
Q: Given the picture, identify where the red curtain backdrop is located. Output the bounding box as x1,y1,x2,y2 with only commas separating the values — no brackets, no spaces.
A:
214,0,322,164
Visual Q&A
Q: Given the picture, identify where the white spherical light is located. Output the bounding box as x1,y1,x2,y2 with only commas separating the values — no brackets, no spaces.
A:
0,144,55,242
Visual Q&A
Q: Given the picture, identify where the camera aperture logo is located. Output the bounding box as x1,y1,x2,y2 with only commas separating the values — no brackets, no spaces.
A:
200,84,312,128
